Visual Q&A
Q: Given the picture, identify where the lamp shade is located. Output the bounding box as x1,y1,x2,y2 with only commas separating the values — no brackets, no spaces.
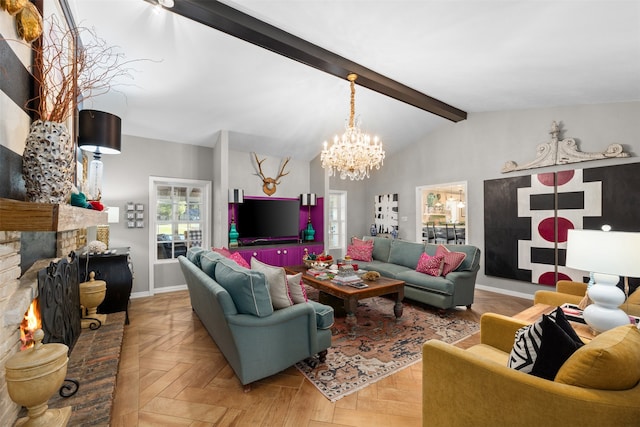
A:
78,110,122,154
565,229,640,278
300,193,317,206
229,189,244,204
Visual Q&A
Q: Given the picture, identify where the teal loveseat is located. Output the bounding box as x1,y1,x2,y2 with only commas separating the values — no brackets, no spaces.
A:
355,237,481,311
178,248,333,389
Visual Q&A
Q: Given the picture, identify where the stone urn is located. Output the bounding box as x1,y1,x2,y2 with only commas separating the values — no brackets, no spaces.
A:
79,271,107,329
22,120,75,204
5,329,71,427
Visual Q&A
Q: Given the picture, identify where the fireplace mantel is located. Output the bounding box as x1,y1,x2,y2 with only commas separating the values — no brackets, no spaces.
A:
0,198,107,231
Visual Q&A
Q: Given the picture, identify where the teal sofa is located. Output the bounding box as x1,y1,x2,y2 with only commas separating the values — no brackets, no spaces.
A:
356,237,481,311
178,248,333,389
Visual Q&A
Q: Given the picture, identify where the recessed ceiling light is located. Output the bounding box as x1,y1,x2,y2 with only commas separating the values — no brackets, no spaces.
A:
158,0,174,8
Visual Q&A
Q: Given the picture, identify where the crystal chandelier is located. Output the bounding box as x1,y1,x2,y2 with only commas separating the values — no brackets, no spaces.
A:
321,73,385,180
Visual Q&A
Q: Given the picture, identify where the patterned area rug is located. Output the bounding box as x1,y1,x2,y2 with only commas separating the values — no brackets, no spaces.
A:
296,289,479,402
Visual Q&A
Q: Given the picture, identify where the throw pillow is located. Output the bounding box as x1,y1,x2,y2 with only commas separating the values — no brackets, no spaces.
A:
352,237,374,247
346,244,373,262
250,257,293,309
530,314,584,380
214,257,273,317
556,324,640,390
508,307,582,375
508,319,544,374
212,246,233,257
287,273,308,303
186,247,206,267
229,252,250,269
416,253,445,276
435,245,466,276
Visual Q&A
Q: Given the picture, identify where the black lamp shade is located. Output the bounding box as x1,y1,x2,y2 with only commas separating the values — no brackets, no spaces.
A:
300,193,317,206
78,110,122,154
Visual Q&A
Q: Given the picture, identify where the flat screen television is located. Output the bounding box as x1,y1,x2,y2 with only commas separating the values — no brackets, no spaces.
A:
237,198,300,244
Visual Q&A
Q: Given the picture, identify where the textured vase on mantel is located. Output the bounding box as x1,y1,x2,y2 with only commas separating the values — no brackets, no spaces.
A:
22,120,75,204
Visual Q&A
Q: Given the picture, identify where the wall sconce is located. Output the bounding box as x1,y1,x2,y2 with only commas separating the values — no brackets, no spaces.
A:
78,110,122,200
300,193,317,241
229,189,244,247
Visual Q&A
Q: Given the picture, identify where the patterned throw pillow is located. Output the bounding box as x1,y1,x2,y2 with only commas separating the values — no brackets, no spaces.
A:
229,252,250,268
415,253,445,276
212,246,233,257
435,245,466,276
352,237,374,247
508,307,583,376
346,244,373,262
287,273,308,303
250,257,293,309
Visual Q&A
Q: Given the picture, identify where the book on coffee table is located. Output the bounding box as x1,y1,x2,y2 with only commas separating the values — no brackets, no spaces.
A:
331,275,363,285
560,303,586,324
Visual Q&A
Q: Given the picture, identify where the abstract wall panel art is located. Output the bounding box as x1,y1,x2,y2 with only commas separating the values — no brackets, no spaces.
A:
374,193,398,234
484,162,640,286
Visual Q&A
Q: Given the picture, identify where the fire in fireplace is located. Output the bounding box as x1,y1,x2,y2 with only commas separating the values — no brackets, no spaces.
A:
19,299,41,350
19,253,81,354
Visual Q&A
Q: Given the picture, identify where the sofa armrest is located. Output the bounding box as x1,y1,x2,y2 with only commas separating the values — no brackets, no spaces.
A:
556,280,587,296
422,340,640,426
479,313,528,353
227,302,318,328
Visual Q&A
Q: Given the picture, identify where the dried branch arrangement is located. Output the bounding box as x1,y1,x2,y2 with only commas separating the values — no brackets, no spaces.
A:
28,14,138,123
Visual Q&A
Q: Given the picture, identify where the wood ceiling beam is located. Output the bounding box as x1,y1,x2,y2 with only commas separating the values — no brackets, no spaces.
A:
148,0,467,122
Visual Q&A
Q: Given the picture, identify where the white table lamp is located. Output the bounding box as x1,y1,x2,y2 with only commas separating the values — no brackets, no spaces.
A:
565,229,640,332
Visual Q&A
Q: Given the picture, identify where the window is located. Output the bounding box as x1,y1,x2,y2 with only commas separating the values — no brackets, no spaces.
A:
151,178,210,261
328,191,347,251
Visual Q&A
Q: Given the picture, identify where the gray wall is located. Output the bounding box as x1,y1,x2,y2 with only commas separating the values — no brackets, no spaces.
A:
102,135,215,294
336,101,640,297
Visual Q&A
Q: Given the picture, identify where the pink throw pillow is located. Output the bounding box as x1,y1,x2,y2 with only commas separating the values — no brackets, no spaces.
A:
352,237,374,247
416,253,445,276
346,244,373,262
229,252,250,268
436,245,466,276
212,246,233,257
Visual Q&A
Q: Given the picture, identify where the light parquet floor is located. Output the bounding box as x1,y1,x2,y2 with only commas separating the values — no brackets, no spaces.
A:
111,289,531,427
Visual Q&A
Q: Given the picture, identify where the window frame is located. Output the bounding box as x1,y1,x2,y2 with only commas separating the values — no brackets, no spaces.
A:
149,177,211,264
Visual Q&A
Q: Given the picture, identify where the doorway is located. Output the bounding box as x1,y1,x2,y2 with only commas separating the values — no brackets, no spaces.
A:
415,181,467,244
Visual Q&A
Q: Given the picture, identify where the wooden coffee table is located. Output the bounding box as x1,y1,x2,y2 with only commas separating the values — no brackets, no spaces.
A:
514,303,597,341
285,265,405,328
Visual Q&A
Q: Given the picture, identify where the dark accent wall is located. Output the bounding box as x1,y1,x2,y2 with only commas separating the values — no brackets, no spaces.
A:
0,35,32,199
0,145,26,199
0,35,33,115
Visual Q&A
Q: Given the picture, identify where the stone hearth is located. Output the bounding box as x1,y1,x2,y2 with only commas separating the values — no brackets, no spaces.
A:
0,219,110,426
23,312,126,426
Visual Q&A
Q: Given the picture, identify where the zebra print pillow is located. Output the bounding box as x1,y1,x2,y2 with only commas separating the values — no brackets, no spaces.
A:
508,307,582,374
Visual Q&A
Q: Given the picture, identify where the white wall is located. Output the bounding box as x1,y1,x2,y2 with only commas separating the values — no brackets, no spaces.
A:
228,149,310,198
339,101,640,297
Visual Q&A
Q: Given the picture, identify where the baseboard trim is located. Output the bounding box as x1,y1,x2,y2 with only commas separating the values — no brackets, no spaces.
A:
130,284,188,300
476,284,534,300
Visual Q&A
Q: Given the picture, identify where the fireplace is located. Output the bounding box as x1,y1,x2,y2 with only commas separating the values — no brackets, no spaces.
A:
34,254,81,352
0,229,87,426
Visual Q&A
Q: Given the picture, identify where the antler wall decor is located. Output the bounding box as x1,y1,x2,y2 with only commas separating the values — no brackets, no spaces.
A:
252,153,291,196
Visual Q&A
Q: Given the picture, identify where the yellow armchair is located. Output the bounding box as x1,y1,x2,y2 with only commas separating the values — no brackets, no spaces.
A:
534,280,640,317
422,313,640,427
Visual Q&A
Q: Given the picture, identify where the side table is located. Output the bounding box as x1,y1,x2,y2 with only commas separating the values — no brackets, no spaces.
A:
79,247,133,324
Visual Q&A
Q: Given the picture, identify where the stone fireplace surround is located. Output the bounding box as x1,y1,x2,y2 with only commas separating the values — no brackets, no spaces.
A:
0,203,118,426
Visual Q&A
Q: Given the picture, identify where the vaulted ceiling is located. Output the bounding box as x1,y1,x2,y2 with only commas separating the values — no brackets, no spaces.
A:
67,0,640,161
